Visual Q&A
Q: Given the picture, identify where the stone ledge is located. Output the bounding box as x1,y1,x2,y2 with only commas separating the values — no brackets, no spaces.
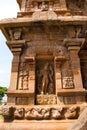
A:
1,16,87,27
6,90,34,97
0,120,75,130
57,89,87,96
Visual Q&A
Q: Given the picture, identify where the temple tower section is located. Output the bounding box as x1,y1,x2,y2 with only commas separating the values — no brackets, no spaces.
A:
0,0,87,129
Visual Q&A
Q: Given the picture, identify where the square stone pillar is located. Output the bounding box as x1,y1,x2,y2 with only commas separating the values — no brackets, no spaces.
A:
9,49,21,91
64,38,85,90
64,38,86,104
6,40,25,105
7,48,21,105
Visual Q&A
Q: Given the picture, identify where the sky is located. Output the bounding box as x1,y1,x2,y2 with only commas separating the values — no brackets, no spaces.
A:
0,1,19,87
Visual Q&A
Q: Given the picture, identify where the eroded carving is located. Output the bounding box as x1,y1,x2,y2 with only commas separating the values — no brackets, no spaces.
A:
18,61,29,90
14,108,25,119
65,106,79,119
63,77,74,89
62,70,74,89
51,107,63,119
9,28,22,40
25,108,43,120
1,105,15,121
36,95,57,105
41,108,50,119
26,0,62,12
1,106,80,121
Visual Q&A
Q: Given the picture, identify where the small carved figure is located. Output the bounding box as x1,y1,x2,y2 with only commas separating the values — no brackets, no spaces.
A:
51,107,63,119
65,106,79,119
9,28,22,41
19,62,29,90
63,77,74,89
41,62,50,94
14,108,25,119
41,2,48,11
13,29,22,40
22,70,29,90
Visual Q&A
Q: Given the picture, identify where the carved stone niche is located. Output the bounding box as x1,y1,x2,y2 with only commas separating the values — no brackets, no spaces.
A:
35,55,56,105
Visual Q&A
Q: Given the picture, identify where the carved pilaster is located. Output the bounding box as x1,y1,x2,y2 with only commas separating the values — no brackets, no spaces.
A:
21,0,27,12
24,56,35,93
6,40,26,105
64,38,85,90
9,50,21,90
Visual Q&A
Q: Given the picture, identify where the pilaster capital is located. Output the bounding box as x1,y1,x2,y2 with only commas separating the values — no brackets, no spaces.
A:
64,38,85,49
6,40,26,55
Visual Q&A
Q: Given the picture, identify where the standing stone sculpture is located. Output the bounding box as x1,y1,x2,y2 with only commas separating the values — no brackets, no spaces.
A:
41,62,54,94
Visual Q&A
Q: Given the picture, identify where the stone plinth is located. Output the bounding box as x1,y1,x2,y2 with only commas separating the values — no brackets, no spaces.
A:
0,120,75,130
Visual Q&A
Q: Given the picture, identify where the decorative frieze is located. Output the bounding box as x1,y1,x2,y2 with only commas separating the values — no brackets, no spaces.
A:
0,105,80,121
